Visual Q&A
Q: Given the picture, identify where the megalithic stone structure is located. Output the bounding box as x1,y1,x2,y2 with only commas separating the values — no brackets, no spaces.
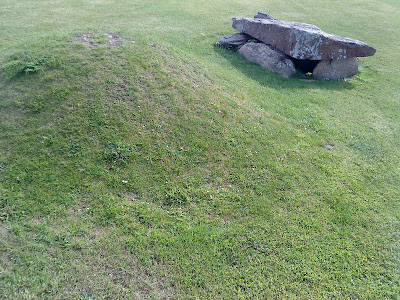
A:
232,17,376,60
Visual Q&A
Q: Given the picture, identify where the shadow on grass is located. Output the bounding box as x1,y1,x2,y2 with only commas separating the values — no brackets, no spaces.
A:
213,46,355,91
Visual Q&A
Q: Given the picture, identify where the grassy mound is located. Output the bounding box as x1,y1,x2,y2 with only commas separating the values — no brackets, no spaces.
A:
1,0,399,298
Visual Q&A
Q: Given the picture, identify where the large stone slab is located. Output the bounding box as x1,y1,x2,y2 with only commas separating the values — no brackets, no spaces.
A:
216,33,253,49
238,42,296,78
232,17,376,60
313,57,359,80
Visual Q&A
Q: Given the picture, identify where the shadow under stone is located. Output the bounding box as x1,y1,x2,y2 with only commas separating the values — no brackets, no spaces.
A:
213,45,355,91
292,59,320,74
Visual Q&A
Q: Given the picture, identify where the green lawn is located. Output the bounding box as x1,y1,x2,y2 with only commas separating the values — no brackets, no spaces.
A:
1,0,399,298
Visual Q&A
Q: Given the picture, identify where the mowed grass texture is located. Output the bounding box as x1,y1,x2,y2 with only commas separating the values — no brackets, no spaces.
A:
1,0,399,298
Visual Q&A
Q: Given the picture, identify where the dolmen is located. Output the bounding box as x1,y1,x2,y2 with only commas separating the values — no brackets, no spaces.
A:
216,13,376,80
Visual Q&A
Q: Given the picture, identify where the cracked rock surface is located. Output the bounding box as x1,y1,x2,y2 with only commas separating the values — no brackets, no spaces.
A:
232,17,376,60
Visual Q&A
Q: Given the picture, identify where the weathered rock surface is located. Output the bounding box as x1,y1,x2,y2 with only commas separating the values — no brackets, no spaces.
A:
238,42,296,78
313,57,359,80
232,17,376,60
216,33,253,49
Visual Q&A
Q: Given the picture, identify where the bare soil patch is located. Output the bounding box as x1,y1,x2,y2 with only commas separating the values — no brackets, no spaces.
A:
76,32,123,47
324,141,335,150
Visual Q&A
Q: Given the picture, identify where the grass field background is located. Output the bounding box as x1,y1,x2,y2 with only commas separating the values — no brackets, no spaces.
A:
1,0,399,298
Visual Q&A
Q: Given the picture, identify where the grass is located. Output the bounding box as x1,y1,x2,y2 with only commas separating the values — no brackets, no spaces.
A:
1,0,399,298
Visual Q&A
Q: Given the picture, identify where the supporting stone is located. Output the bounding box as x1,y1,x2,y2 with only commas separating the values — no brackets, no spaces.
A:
238,42,296,78
216,33,253,49
312,57,359,80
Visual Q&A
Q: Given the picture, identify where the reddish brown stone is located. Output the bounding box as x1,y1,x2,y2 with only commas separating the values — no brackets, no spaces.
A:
232,17,376,60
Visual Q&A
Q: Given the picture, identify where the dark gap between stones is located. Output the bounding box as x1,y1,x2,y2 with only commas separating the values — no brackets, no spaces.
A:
292,59,320,74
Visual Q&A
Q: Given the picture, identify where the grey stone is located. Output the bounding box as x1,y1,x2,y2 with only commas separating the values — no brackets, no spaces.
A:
232,17,376,60
254,12,276,20
216,33,253,49
313,57,359,80
238,42,296,78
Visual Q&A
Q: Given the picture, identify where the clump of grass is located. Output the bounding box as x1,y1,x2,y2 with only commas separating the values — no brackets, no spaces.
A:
93,33,109,44
1,54,49,77
103,141,136,165
164,188,189,206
